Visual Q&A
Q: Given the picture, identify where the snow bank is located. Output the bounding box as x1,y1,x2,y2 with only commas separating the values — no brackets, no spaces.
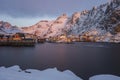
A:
0,66,120,80
89,75,120,80
0,65,82,80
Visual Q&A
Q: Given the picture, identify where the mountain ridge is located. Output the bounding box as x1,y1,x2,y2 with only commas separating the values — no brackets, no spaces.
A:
0,0,120,42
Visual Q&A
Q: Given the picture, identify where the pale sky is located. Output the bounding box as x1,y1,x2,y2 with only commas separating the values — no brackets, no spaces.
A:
0,0,109,27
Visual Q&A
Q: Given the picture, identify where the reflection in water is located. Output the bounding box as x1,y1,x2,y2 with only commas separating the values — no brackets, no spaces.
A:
0,42,120,80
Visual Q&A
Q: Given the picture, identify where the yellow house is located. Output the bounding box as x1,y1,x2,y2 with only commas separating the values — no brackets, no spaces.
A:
13,34,22,41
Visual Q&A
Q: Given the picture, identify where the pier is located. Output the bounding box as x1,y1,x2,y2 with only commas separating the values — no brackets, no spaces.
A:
0,40,36,47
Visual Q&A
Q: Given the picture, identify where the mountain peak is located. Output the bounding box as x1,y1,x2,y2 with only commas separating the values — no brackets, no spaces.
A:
55,13,68,24
56,13,68,20
70,12,80,24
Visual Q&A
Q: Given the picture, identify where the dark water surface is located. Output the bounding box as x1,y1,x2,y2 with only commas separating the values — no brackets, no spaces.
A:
0,42,120,80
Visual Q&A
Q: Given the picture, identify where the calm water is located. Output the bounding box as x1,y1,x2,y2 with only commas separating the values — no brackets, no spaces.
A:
0,42,120,80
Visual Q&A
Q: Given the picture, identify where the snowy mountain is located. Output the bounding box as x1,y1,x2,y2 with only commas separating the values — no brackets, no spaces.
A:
22,0,120,42
0,0,120,42
22,12,81,38
22,13,68,38
0,21,22,35
68,0,120,42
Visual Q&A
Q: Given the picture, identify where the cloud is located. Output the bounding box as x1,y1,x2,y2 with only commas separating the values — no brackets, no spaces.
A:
0,14,56,27
0,0,75,17
0,0,109,18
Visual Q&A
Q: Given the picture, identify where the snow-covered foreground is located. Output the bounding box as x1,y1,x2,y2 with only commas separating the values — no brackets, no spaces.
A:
89,75,120,80
0,65,120,80
0,65,81,80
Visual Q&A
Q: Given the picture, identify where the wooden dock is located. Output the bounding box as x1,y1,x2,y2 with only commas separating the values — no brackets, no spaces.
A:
0,40,36,47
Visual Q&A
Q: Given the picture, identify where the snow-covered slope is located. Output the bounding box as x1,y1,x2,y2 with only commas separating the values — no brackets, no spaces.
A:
0,21,22,35
68,0,120,42
22,14,68,38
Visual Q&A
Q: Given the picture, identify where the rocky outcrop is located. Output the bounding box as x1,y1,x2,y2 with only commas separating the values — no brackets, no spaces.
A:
0,21,21,34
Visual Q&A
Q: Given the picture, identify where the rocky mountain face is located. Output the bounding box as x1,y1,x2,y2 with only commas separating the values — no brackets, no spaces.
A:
0,21,22,35
66,0,120,42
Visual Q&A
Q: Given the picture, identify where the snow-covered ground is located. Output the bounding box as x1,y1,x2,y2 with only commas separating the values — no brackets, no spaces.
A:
89,75,120,80
0,65,120,80
0,65,81,80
